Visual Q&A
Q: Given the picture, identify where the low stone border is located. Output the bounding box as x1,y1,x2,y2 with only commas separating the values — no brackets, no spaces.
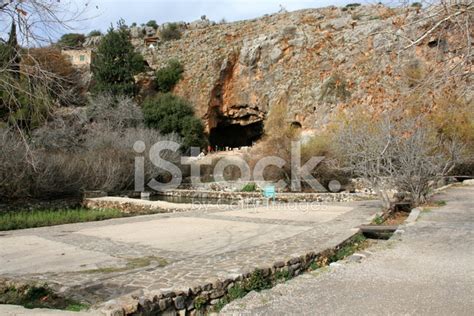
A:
155,189,373,203
99,233,366,316
82,197,213,214
83,191,374,215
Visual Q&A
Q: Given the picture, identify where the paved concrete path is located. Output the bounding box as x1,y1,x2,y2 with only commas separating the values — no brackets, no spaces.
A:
0,200,379,307
0,305,98,316
221,184,474,315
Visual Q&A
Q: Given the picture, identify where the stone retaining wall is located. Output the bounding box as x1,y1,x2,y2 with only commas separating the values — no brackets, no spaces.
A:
156,189,373,203
84,191,374,215
101,233,365,316
82,197,203,214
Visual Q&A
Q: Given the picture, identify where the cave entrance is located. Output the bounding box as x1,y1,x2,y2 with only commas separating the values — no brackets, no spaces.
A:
209,121,264,150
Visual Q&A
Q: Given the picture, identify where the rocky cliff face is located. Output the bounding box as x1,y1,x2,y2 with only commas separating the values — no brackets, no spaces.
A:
130,4,470,145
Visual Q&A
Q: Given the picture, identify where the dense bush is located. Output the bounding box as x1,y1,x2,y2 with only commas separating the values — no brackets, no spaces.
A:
24,47,86,107
154,59,184,92
345,3,361,9
1,76,52,130
159,23,181,41
1,26,55,130
57,33,86,48
143,93,207,150
0,93,183,200
0,126,181,200
87,30,102,37
92,20,145,96
146,20,159,29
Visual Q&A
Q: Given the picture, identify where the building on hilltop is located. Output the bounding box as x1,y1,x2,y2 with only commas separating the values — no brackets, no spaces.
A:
61,48,95,70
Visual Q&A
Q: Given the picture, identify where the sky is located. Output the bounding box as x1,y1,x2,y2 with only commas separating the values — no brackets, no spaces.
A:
75,0,363,34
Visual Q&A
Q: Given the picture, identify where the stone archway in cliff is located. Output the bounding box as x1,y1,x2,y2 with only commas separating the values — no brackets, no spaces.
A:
209,121,264,149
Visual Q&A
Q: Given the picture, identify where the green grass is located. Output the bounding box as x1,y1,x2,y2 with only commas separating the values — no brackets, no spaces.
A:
371,214,384,225
433,200,447,207
0,284,89,311
329,233,367,262
241,182,258,192
0,208,126,231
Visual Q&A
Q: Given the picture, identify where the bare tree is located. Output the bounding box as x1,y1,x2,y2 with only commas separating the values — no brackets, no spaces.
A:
333,109,463,207
0,0,92,163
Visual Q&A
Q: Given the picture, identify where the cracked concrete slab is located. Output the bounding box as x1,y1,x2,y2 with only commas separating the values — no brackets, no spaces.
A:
213,204,353,222
75,217,311,256
0,236,122,275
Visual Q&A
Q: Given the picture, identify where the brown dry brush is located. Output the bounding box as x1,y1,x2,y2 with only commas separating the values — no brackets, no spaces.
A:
331,107,466,207
1,93,180,200
1,1,92,161
0,124,182,200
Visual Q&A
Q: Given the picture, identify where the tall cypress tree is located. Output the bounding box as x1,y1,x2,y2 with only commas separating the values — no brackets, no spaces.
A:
0,21,21,121
0,21,21,79
92,20,145,96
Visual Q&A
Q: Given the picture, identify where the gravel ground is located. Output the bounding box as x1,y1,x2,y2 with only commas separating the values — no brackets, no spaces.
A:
221,184,474,316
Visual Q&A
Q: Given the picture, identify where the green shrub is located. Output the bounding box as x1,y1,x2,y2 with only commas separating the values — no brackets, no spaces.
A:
143,93,207,149
57,33,85,48
243,270,272,292
146,20,159,29
345,3,361,9
372,214,384,225
411,2,422,8
87,30,102,37
160,23,181,41
0,284,88,311
193,295,207,310
155,59,184,92
241,182,258,192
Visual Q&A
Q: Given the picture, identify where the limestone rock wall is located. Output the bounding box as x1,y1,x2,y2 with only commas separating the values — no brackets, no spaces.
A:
132,4,466,133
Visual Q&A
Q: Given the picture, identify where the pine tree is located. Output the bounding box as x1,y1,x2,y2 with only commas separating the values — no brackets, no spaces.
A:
92,20,145,96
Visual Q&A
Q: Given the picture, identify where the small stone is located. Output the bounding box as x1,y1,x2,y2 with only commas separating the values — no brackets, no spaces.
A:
190,285,202,295
261,267,271,277
273,261,285,268
288,257,301,265
158,298,172,311
212,279,223,289
174,295,186,310
209,288,226,299
162,290,176,298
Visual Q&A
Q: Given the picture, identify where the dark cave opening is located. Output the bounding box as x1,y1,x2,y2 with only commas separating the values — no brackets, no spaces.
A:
209,121,264,149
